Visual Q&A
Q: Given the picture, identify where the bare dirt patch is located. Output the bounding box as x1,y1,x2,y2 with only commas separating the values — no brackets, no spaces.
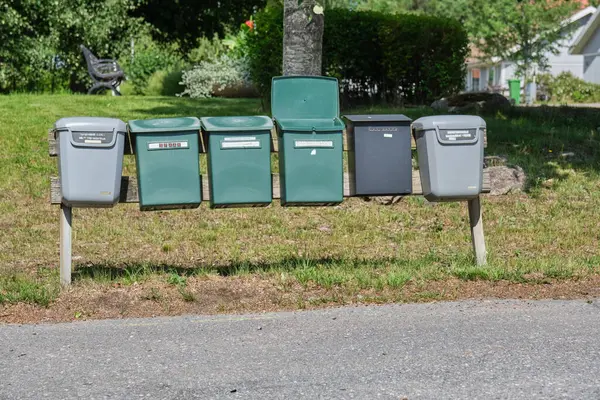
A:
2,276,599,324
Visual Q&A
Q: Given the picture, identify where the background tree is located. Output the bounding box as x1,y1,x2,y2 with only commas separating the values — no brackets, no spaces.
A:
465,0,579,86
282,0,324,75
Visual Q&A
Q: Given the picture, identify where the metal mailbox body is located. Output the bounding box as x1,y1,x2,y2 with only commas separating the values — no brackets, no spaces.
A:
271,76,344,206
201,116,273,208
55,117,126,207
344,114,413,196
413,115,485,202
128,117,201,211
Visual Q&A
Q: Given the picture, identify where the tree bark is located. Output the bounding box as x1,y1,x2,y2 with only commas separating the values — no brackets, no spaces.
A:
282,0,324,76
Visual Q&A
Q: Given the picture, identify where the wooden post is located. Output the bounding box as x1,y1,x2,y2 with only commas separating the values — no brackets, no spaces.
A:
60,204,72,286
468,196,487,266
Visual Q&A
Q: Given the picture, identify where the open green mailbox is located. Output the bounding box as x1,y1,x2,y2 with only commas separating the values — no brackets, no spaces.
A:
201,116,273,208
271,76,344,206
128,117,202,211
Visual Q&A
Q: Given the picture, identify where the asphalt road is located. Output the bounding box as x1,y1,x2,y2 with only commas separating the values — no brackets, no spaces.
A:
1,299,600,399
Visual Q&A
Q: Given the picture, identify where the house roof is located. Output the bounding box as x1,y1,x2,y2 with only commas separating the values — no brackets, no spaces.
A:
571,6,600,54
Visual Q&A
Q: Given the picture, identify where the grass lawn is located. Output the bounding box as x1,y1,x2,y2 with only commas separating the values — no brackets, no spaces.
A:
1,94,600,322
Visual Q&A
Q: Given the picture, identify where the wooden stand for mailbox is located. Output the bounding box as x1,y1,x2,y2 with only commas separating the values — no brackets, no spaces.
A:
49,129,489,286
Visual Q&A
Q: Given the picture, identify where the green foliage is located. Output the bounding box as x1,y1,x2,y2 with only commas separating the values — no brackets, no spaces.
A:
188,35,229,64
245,6,468,104
132,0,267,54
244,7,284,100
537,72,600,104
119,34,182,95
0,0,146,93
180,55,251,98
466,0,579,80
145,69,185,96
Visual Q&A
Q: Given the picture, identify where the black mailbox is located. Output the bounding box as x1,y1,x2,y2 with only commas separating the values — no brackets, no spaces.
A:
344,114,413,196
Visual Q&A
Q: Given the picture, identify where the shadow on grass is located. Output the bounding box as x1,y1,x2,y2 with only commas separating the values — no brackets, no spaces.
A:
132,97,264,118
72,256,389,282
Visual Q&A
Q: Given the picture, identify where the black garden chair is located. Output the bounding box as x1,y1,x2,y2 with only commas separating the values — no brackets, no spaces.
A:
80,45,125,95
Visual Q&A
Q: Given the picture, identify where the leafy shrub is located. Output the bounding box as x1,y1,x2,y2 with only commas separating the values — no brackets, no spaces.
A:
244,6,468,105
119,34,183,95
537,72,600,104
145,69,185,96
180,55,251,98
187,34,228,64
244,7,284,100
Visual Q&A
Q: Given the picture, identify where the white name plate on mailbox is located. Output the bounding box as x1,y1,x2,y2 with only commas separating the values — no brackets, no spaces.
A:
221,141,261,149
294,140,334,149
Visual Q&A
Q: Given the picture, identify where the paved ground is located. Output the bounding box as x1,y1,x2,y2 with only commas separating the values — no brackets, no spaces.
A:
1,299,600,399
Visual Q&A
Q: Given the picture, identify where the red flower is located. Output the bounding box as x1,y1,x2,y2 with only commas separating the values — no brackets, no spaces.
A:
245,20,254,30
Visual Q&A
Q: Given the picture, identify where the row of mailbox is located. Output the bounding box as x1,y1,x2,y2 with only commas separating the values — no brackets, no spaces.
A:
55,76,485,210
55,114,485,210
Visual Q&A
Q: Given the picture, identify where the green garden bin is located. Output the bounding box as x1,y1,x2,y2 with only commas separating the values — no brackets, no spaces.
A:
201,116,273,208
508,79,521,105
128,117,202,211
271,76,344,206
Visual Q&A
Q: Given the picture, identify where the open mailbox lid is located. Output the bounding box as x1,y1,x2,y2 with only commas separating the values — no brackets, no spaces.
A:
55,117,126,148
271,76,341,122
201,116,273,132
128,117,200,133
412,115,485,145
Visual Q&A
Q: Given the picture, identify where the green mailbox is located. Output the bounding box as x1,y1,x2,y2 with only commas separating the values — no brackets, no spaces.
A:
128,117,202,211
271,76,344,206
201,116,273,208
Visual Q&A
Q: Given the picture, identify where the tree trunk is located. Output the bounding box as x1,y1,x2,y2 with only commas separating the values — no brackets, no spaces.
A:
282,0,324,76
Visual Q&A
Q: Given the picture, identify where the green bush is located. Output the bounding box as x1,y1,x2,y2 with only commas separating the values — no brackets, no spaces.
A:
187,34,228,64
119,35,183,95
145,69,185,96
244,7,283,101
244,6,468,105
537,72,600,104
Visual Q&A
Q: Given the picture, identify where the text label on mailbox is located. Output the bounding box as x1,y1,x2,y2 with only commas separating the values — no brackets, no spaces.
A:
294,140,334,149
220,141,261,149
439,129,477,142
72,131,114,145
147,141,189,150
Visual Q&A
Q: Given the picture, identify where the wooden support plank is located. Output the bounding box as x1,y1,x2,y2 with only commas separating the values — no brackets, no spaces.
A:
48,128,488,156
50,170,491,204
60,204,72,286
468,196,487,266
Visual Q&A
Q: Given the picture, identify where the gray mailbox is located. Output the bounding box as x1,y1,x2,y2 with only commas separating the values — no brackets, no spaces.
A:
344,114,413,196
413,115,485,202
55,117,126,207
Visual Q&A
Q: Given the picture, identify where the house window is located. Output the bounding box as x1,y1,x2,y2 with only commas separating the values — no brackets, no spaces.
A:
471,68,481,91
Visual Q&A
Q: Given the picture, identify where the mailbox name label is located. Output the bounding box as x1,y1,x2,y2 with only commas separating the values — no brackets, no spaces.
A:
439,129,476,141
72,131,113,145
221,141,261,149
294,140,334,149
148,141,189,150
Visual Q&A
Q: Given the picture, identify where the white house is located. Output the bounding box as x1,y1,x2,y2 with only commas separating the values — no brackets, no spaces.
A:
465,6,597,93
570,6,600,84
